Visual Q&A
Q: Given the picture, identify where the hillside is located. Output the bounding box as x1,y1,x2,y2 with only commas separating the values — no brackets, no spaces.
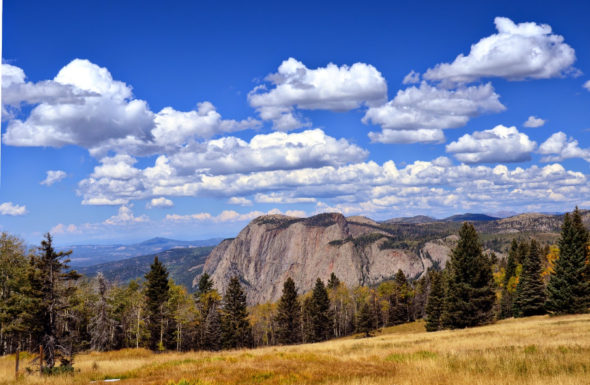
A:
197,210,590,304
64,237,222,267
2,314,588,385
79,246,214,289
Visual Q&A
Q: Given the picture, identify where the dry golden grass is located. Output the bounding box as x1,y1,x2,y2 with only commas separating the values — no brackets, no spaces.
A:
2,314,590,385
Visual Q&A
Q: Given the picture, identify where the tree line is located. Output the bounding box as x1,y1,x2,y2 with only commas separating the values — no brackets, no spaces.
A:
0,207,589,372
425,207,590,331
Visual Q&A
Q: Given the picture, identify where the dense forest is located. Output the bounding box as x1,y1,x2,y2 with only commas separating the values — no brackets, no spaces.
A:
0,208,588,374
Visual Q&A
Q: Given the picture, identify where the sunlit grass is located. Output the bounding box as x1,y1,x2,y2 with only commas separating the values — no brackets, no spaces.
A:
1,314,589,385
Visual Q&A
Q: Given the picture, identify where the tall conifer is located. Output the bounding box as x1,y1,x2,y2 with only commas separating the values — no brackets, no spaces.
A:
425,271,444,332
441,223,495,329
513,240,546,317
309,278,333,342
546,208,590,314
28,233,80,369
145,256,170,351
221,276,252,349
275,277,301,345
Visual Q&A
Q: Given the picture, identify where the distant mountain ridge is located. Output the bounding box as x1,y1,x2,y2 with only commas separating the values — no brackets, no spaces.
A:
443,213,499,222
78,245,214,290
63,237,222,267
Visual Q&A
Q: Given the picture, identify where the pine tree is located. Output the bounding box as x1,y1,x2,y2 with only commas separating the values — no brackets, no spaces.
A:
203,302,222,351
221,276,252,349
356,302,374,337
441,223,495,329
309,278,333,342
425,271,444,332
499,239,519,319
513,240,546,317
505,239,518,285
90,273,116,351
546,208,590,314
28,233,80,369
389,269,412,325
327,273,341,290
301,296,314,343
197,273,214,294
275,277,301,345
145,256,170,351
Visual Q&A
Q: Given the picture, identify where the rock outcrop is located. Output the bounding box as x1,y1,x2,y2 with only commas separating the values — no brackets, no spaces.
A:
196,213,451,304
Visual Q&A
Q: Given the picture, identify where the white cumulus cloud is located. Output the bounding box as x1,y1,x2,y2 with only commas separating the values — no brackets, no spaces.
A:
104,206,149,225
147,197,174,209
248,58,387,130
538,132,590,162
40,170,67,186
523,116,546,128
0,202,27,216
584,80,590,91
228,197,253,206
424,17,577,84
363,82,505,143
2,59,259,157
446,125,537,164
166,128,368,175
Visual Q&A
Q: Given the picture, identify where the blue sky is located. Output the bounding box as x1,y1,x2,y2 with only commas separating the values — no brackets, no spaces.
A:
1,0,590,245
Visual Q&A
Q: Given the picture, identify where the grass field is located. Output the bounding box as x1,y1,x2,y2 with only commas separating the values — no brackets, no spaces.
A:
1,314,589,385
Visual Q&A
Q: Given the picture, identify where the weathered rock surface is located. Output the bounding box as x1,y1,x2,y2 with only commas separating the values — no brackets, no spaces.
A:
196,213,451,304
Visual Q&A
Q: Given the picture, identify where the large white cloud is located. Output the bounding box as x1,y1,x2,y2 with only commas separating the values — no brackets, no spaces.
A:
0,202,27,216
584,80,590,91
363,82,505,143
3,60,154,152
424,17,577,84
248,58,387,130
446,125,537,164
538,132,590,162
166,128,368,175
2,60,259,157
77,146,588,218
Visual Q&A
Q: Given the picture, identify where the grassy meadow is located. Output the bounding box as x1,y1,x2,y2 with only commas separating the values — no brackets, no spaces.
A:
1,314,589,385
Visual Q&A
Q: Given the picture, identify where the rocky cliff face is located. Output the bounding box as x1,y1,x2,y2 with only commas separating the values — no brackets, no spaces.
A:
196,213,451,305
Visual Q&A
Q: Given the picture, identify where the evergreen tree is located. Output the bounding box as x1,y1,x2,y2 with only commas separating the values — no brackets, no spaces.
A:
145,256,170,351
425,271,444,332
546,208,590,314
505,239,518,286
203,302,222,351
441,223,495,329
499,239,519,319
221,276,252,349
197,273,214,294
301,296,314,343
90,273,116,351
309,278,333,342
193,273,220,349
513,240,546,317
28,233,80,369
327,273,341,290
356,302,374,337
516,240,529,265
275,277,301,345
389,269,412,325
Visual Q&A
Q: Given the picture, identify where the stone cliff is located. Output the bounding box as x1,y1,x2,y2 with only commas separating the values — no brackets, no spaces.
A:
195,213,451,304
